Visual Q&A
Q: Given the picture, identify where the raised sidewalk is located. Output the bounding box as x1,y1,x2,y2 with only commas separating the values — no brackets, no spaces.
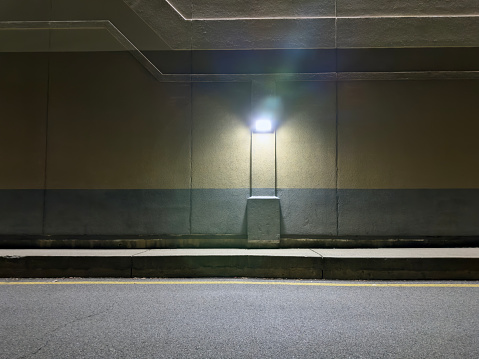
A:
1,248,479,280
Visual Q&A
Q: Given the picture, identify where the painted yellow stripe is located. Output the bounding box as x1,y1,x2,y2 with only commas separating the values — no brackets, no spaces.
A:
0,281,478,288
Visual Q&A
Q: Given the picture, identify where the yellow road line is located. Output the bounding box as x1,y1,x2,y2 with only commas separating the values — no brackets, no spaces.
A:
0,281,478,287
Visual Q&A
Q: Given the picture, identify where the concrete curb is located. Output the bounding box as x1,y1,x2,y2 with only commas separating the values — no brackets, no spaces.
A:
2,237,479,249
0,256,132,278
1,248,479,280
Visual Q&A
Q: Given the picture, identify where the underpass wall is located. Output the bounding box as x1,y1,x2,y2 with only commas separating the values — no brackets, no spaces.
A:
1,0,479,239
337,80,479,236
3,52,479,237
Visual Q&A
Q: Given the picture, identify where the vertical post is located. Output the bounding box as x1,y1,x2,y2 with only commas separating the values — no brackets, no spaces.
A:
248,80,280,248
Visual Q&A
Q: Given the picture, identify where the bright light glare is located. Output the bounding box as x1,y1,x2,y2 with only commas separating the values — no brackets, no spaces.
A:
254,119,272,133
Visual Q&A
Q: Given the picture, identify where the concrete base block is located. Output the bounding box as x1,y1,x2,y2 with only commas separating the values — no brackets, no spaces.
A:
247,196,280,247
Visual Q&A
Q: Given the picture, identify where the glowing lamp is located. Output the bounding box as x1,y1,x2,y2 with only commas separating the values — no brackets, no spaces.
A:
254,118,273,133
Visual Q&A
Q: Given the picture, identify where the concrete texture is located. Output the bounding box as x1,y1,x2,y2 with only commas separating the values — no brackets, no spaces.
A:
314,248,479,258
191,82,250,189
0,249,142,277
317,248,479,280
337,17,479,48
124,0,191,49
338,189,479,237
0,0,50,21
49,28,127,52
251,134,275,196
277,189,337,236
51,0,171,51
276,81,336,190
43,189,191,235
50,27,130,52
142,50,192,74
3,1,478,52
51,0,103,21
191,49,337,74
4,237,479,250
0,53,47,189
191,189,248,234
337,47,479,73
247,197,280,245
184,0,336,19
2,2,479,241
133,255,320,278
192,18,336,50
1,248,479,279
105,0,172,51
166,0,192,19
338,80,479,189
133,248,316,256
47,52,191,190
337,0,479,17
250,80,277,197
0,0,173,51
0,190,44,235
125,1,479,50
0,28,50,52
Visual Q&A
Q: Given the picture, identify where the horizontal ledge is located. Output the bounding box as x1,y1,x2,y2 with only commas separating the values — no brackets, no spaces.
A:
248,196,280,200
180,16,479,22
338,71,479,81
2,236,479,249
153,71,479,82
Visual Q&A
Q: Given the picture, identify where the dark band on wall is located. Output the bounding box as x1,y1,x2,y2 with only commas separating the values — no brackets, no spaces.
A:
142,47,479,74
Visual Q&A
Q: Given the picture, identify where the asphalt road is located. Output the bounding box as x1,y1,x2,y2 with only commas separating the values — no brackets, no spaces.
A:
1,279,478,359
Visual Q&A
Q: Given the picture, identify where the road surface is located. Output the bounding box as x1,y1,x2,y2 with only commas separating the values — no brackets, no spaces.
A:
1,278,478,358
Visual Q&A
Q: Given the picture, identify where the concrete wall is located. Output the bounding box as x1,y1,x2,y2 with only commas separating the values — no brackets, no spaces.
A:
0,53,48,234
1,1,479,239
191,82,251,234
276,81,337,236
0,51,192,235
0,51,254,236
3,52,478,237
337,80,479,236
45,52,191,235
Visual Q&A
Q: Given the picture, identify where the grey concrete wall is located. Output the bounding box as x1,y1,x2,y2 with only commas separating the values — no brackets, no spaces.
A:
2,51,479,237
276,81,337,236
2,0,479,51
171,0,336,19
338,189,479,237
336,0,479,16
45,51,192,235
336,79,479,237
191,82,251,234
1,1,479,239
0,53,48,234
44,190,190,235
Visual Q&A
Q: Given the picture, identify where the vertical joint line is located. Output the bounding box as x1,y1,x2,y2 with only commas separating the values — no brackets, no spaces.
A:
273,81,277,198
189,83,193,235
334,0,337,48
250,133,252,197
335,75,339,237
334,0,339,236
249,81,253,197
130,255,133,278
42,9,53,235
274,130,277,197
189,0,193,234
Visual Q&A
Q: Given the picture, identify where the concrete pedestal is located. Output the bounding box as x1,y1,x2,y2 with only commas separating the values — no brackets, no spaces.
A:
247,196,280,248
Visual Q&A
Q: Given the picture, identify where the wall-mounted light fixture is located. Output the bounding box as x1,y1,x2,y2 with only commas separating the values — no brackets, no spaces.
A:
254,117,273,133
